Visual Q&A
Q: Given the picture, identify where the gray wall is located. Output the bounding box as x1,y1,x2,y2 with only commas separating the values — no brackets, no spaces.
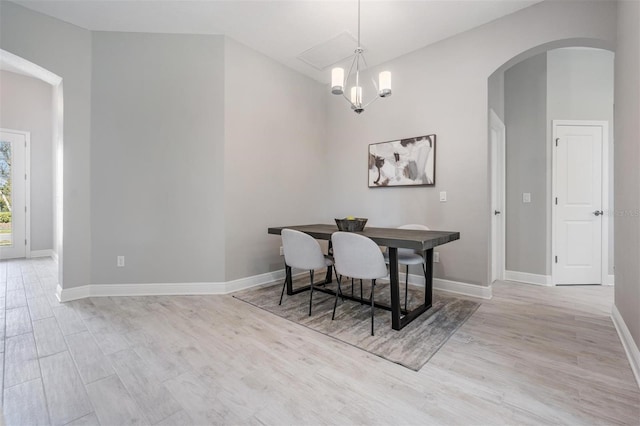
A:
504,53,548,275
614,0,640,350
0,1,92,288
224,38,327,281
0,70,54,251
324,0,616,287
90,32,226,284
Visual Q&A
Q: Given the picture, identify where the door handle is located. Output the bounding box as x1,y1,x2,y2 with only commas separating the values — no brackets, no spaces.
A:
593,210,603,216
494,210,501,215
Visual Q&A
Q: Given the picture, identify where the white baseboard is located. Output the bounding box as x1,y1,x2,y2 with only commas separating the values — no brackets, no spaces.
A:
30,249,54,258
433,278,493,299
56,269,290,302
399,272,492,300
604,274,615,286
55,268,491,302
504,270,553,286
51,251,59,263
611,304,640,388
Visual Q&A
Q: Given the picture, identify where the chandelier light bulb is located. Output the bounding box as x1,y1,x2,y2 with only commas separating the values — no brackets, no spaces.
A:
331,68,344,95
378,71,392,97
350,86,363,105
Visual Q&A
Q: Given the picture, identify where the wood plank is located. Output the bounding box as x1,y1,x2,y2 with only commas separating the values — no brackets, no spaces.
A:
52,305,87,336
32,317,68,358
109,349,182,424
3,378,50,426
65,331,114,385
4,333,40,387
39,351,93,426
5,307,32,337
26,296,54,321
85,375,148,426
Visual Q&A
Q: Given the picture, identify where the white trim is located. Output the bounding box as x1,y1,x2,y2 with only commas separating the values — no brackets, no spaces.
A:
551,120,610,286
489,108,506,283
611,304,640,388
51,250,59,263
56,269,292,302
25,132,31,259
30,249,54,258
434,278,492,299
400,272,492,299
0,128,30,259
504,270,553,286
55,268,492,303
604,274,615,286
0,50,62,86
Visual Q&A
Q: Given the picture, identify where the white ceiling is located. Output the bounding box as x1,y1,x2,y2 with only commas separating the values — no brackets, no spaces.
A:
12,0,542,82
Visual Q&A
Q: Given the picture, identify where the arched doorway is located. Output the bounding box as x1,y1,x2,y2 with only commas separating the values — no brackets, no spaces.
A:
488,39,615,288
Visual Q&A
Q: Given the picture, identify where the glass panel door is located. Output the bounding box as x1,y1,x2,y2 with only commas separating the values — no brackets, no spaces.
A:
0,130,27,259
0,140,12,247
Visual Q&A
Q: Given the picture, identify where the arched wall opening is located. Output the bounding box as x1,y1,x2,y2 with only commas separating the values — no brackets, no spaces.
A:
488,38,615,287
0,49,64,289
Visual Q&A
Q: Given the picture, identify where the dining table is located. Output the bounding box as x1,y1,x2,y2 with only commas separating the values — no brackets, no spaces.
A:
268,224,460,331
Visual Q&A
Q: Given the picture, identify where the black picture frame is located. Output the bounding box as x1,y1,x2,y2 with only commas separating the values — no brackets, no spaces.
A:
368,134,436,188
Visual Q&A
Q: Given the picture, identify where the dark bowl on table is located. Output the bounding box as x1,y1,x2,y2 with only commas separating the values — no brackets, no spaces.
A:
335,218,368,232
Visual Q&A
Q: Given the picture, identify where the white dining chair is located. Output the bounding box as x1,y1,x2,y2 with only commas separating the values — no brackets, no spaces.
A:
331,231,388,336
280,229,334,316
383,224,430,311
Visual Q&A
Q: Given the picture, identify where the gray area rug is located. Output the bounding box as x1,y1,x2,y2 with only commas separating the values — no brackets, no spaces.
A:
233,274,480,371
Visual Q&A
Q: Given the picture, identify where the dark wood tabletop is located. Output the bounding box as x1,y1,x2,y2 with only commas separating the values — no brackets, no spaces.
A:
268,224,459,251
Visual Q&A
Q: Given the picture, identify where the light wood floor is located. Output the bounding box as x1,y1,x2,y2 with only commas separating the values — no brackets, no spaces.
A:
1,257,638,425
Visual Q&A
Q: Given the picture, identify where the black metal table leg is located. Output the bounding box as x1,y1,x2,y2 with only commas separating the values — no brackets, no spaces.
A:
389,247,401,330
324,240,334,284
424,249,433,306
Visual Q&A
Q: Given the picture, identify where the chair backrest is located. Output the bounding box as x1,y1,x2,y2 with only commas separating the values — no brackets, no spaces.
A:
281,229,327,271
331,232,388,280
397,224,430,256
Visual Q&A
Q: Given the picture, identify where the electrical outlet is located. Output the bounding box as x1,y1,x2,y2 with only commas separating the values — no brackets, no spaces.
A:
434,252,440,263
523,192,531,203
439,191,447,202
279,246,284,256
117,256,125,267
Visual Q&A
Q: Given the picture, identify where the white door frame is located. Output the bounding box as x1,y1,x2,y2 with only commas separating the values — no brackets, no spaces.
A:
0,128,31,258
490,109,506,283
551,120,610,286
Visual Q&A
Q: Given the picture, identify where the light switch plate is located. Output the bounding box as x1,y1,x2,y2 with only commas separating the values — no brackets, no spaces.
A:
117,256,125,267
434,252,440,263
439,191,447,202
523,192,531,203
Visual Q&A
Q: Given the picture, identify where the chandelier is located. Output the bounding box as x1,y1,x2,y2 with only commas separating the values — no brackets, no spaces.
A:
330,0,392,114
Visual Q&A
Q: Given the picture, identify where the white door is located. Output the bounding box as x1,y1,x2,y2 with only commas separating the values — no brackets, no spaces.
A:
490,109,506,283
0,130,28,259
554,124,603,285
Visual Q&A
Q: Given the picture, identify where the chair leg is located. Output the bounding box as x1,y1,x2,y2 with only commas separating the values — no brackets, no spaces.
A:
370,279,376,336
351,278,354,297
332,274,343,320
279,277,286,305
405,265,409,311
360,279,364,304
308,270,314,316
